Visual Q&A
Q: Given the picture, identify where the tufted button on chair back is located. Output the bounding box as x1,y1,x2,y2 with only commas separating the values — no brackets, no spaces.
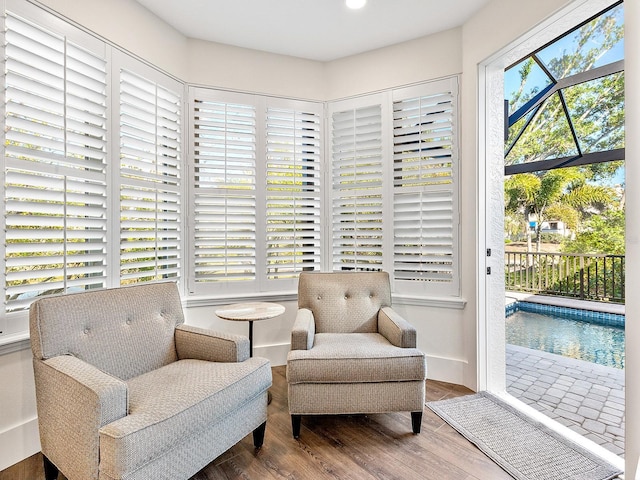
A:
30,282,184,381
297,271,392,333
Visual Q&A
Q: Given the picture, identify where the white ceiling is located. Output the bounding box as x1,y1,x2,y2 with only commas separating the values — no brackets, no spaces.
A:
134,0,490,62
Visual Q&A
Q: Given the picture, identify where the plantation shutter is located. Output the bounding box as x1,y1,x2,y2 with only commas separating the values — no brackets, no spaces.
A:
330,101,385,271
392,78,459,294
265,103,322,280
191,90,257,287
3,13,108,311
119,68,182,285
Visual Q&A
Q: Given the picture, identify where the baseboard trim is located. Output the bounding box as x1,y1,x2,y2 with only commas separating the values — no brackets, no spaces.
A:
425,354,468,386
0,417,40,472
253,342,290,367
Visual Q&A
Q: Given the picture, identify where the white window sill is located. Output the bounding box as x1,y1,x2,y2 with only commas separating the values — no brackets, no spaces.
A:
393,294,467,309
0,292,466,356
0,332,30,356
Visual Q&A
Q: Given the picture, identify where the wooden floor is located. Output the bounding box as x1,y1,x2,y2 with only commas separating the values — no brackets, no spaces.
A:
1,366,513,480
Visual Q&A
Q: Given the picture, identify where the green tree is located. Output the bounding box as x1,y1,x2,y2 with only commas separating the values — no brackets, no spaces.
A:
504,3,625,301
563,209,625,255
505,5,624,166
504,167,615,252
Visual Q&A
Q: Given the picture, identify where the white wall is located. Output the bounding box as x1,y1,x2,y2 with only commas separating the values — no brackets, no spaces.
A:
186,39,327,100
324,28,462,100
35,0,189,79
0,348,39,471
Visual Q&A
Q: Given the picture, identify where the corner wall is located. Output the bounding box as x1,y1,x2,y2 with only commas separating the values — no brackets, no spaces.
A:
186,39,327,100
324,28,463,100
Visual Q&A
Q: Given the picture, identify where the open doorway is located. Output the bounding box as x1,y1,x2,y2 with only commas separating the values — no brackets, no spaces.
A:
503,2,625,457
477,0,624,469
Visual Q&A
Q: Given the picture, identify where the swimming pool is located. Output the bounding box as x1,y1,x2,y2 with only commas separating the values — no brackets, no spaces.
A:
505,302,625,369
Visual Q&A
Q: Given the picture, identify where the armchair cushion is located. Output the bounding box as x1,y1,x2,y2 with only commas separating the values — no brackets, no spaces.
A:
287,333,426,384
99,357,271,479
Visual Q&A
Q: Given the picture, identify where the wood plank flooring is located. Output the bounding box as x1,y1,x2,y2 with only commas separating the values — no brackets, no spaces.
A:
0,366,512,480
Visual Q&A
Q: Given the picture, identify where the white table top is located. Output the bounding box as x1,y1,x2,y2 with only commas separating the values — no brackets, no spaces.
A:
215,302,285,321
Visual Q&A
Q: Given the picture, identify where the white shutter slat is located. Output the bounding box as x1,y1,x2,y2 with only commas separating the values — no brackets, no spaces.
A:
119,69,182,286
4,13,108,311
266,106,322,279
4,69,63,104
67,43,106,77
393,190,454,283
393,92,454,189
331,101,384,272
5,85,63,120
192,96,257,284
67,79,106,107
392,80,458,291
5,42,63,82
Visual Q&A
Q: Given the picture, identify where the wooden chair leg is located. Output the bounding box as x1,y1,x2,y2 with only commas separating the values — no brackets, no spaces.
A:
411,411,423,434
253,421,267,449
43,454,59,480
291,414,302,438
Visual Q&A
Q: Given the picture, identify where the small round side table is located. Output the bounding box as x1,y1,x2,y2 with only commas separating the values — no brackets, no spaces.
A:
215,302,285,357
216,302,284,405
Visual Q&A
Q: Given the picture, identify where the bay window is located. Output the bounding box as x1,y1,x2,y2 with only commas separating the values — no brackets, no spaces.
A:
329,77,460,296
0,0,460,346
187,88,323,295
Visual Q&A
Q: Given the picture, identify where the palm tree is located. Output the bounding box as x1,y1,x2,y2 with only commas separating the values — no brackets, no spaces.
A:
504,167,614,253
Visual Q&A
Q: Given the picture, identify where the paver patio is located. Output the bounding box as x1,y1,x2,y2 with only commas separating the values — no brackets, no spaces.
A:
506,343,625,457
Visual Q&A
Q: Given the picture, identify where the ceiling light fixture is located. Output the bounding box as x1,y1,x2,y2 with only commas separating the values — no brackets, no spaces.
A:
346,0,366,9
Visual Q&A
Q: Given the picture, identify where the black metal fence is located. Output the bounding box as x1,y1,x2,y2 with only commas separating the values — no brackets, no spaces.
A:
505,250,625,303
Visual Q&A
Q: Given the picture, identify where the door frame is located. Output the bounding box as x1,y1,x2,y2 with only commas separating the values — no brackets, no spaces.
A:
476,0,620,391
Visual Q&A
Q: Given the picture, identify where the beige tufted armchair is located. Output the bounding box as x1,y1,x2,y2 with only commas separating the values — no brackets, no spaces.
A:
286,271,427,438
29,282,272,480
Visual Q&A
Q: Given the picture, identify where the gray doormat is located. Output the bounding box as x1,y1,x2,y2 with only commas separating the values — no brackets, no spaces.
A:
427,392,622,480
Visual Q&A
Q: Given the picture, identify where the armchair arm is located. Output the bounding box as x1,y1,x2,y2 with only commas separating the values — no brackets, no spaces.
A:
33,355,127,479
378,306,417,348
175,324,250,362
290,308,315,350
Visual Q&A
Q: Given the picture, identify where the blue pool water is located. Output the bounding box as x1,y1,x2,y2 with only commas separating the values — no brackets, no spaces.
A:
505,303,625,369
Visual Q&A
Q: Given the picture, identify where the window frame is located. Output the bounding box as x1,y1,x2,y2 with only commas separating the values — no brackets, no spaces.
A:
0,2,186,342
1,0,111,338
327,93,391,274
392,78,460,297
504,1,624,175
112,52,185,288
187,87,260,296
328,78,461,297
0,1,464,350
187,87,325,296
264,97,324,288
